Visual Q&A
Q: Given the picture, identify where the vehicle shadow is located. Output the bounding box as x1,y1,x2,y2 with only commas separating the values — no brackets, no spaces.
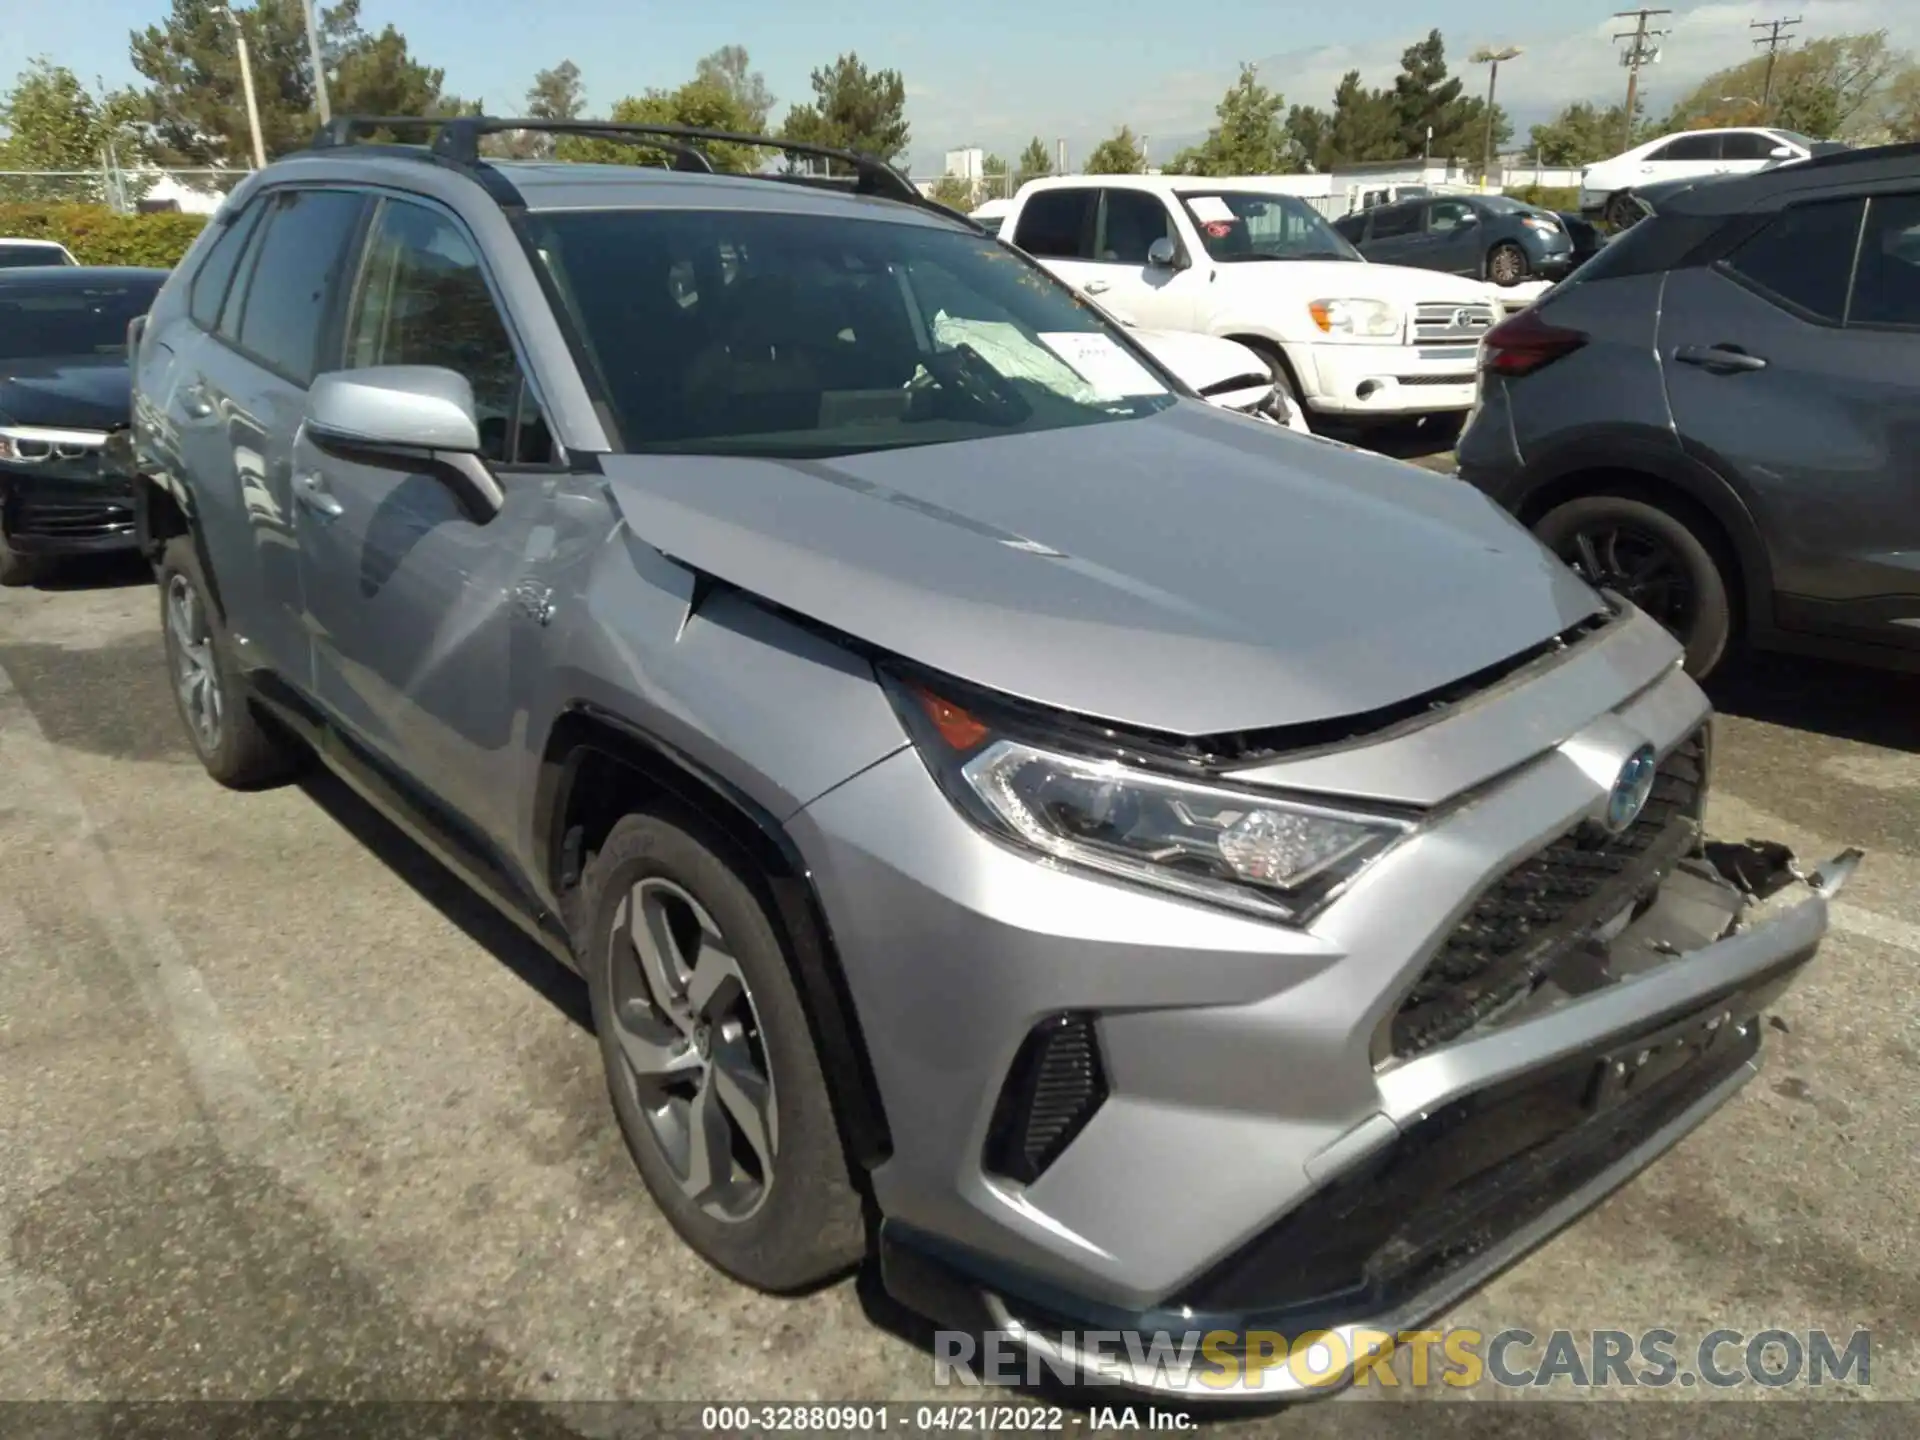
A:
1707,650,1920,753
21,551,153,592
295,762,593,1033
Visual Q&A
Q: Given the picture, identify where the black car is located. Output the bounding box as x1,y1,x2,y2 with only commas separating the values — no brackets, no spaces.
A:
1457,141,1920,678
0,266,165,585
1333,194,1601,287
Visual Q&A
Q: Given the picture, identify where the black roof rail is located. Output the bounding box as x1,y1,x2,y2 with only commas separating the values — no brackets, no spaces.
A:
306,114,978,228
1795,138,1920,171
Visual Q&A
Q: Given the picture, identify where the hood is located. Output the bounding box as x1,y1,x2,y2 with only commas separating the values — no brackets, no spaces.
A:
1128,328,1269,394
602,405,1603,737
0,354,131,429
1216,258,1495,308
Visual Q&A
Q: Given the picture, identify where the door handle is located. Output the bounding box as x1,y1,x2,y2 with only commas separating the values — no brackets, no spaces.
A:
1675,344,1768,374
178,382,214,420
292,471,345,518
1083,280,1111,294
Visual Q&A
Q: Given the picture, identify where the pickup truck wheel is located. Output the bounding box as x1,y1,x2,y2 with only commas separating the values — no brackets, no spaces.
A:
157,535,303,787
1533,494,1734,679
579,812,865,1292
1231,337,1311,433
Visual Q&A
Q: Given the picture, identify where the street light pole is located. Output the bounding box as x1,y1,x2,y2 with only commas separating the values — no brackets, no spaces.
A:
303,0,331,126
216,7,268,169
1471,46,1521,191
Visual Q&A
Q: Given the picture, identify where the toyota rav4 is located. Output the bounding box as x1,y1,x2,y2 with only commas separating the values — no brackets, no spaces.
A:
127,117,1856,1398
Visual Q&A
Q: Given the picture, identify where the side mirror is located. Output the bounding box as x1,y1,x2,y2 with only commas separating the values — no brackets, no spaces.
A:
304,366,503,518
1146,236,1181,269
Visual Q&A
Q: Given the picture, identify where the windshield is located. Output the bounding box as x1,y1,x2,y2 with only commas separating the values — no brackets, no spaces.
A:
0,243,71,269
0,277,162,362
1175,192,1361,263
520,208,1178,458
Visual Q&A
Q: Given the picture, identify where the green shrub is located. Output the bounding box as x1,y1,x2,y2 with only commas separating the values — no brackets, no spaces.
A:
0,203,208,270
1504,185,1583,213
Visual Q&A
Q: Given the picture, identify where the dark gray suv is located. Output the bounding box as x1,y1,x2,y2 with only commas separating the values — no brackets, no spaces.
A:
1459,142,1920,679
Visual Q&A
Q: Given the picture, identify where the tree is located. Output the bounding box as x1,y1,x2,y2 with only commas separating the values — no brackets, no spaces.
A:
491,59,585,157
0,59,144,170
1015,135,1052,185
1528,99,1647,166
694,45,774,132
1890,64,1920,141
1166,64,1293,176
1663,31,1914,141
980,151,1009,199
925,174,974,209
128,0,463,165
1083,125,1146,174
780,53,909,166
557,79,765,172
1391,29,1464,157
1289,70,1400,170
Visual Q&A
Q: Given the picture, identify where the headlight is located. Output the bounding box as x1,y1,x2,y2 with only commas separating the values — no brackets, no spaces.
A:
1307,298,1402,338
886,675,1414,925
1522,216,1559,234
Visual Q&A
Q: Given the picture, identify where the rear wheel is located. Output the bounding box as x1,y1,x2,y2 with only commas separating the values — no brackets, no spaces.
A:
1487,241,1529,287
1533,494,1735,678
578,811,865,1292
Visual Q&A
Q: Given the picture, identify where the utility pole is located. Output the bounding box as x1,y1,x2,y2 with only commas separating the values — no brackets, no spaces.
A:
303,0,331,126
1751,16,1801,113
1471,46,1521,190
218,7,269,170
1613,9,1671,151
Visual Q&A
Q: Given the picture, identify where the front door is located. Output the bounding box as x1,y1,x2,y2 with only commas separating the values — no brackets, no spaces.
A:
1660,189,1920,646
1083,188,1201,329
1423,198,1484,276
294,194,563,846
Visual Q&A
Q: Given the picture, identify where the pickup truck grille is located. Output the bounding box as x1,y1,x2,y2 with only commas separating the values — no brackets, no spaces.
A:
1413,301,1498,344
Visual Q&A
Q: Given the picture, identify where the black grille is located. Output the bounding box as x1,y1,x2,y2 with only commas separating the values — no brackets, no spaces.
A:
1170,1010,1757,1327
983,1014,1107,1185
1390,728,1709,1060
12,497,134,541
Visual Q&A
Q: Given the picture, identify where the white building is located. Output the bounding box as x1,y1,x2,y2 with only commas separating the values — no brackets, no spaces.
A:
943,147,985,183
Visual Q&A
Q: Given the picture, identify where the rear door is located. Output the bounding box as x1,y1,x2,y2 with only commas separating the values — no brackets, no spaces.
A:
1423,198,1483,276
165,186,369,689
1360,201,1424,267
1659,188,1920,644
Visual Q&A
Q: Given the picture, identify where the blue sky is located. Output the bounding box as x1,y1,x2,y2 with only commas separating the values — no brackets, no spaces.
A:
4,0,1913,171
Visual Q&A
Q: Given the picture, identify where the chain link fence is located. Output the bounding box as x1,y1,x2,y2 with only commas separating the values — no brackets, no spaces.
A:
0,166,243,213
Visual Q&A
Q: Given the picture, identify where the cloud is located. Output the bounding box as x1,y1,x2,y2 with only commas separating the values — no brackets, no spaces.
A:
905,0,1919,171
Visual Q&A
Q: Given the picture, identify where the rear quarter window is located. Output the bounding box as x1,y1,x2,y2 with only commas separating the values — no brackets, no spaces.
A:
1719,198,1864,323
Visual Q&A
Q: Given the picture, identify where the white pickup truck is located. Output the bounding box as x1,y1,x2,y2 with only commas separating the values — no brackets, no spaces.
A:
995,174,1502,430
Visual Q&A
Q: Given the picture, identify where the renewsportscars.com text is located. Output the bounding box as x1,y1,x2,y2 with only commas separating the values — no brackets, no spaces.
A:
934,1326,1873,1392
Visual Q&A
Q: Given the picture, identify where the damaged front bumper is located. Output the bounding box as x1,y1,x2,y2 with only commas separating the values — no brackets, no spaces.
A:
879,841,1862,1401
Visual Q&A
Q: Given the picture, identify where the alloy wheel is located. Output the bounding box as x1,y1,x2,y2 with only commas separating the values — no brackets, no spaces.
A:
1558,522,1697,638
1489,244,1527,286
166,572,223,754
606,877,777,1222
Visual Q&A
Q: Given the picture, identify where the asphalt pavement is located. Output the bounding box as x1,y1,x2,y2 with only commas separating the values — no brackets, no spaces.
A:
0,552,1915,1435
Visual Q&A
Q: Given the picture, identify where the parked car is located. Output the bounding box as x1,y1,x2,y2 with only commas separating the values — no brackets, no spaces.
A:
1124,323,1310,430
0,237,79,268
0,265,166,585
1614,140,1856,230
1579,127,1821,230
130,116,1851,1399
1460,141,1920,679
998,174,1501,430
1333,194,1595,287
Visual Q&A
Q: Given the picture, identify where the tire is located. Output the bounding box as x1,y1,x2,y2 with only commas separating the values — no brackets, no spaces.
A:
578,811,865,1292
1233,337,1312,433
1487,241,1529,287
0,533,43,588
1603,192,1642,233
156,534,304,787
1533,494,1735,679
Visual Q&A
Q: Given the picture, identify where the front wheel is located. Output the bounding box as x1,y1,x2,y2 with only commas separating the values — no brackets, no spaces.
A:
1533,494,1734,679
1487,241,1530,287
0,532,43,587
578,811,865,1292
1603,192,1643,233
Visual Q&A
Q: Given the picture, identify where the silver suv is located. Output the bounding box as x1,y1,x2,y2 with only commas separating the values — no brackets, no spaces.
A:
128,117,1857,1397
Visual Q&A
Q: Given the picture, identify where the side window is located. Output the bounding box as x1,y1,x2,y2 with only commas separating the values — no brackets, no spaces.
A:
343,198,553,465
1722,197,1864,322
1658,133,1722,162
1720,132,1778,161
188,201,262,330
1331,213,1366,242
1849,193,1920,329
1010,189,1096,259
1370,203,1420,239
232,189,367,384
1097,189,1176,264
1428,200,1476,234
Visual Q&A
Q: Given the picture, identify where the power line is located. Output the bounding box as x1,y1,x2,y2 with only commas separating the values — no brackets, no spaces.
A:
1751,15,1801,111
1613,9,1671,150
